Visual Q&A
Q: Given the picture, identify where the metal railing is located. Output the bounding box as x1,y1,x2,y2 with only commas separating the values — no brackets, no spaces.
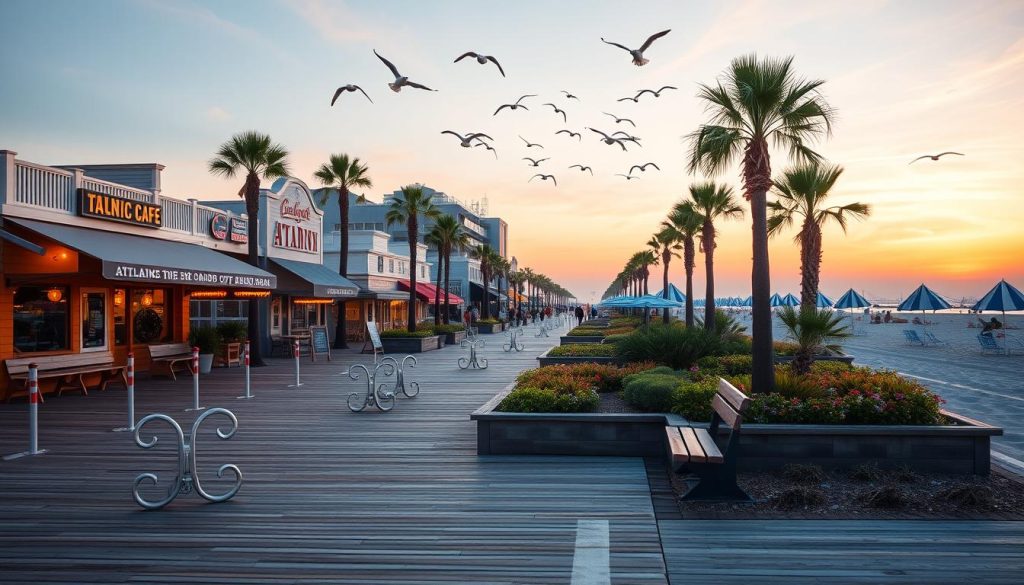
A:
13,160,75,212
82,177,153,203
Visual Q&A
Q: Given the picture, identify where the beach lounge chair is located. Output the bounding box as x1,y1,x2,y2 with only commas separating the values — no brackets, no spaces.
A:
903,330,925,346
923,331,947,346
977,334,1003,356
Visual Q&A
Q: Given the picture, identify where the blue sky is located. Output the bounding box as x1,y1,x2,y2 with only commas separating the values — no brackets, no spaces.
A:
3,0,1023,301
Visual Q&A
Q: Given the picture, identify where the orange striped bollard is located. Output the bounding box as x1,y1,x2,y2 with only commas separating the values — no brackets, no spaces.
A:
288,339,303,387
113,353,136,432
3,363,46,460
238,340,253,399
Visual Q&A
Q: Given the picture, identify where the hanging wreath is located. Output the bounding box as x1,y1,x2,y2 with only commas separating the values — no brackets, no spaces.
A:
133,308,164,343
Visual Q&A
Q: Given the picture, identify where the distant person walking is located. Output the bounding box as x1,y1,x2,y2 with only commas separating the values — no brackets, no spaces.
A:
463,307,472,328
471,305,480,325
574,305,584,325
590,306,597,319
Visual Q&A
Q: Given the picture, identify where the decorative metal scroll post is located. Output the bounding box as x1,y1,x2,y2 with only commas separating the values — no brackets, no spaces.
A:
535,321,550,337
346,360,397,412
3,364,46,460
186,347,204,412
503,326,525,352
237,341,252,400
459,336,488,369
380,355,420,398
132,408,242,510
113,353,136,432
288,340,303,388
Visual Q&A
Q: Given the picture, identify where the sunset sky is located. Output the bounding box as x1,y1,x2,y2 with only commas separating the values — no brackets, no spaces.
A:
2,0,1022,303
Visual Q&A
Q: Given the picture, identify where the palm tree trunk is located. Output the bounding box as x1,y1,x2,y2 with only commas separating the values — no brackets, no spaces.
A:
443,245,451,324
334,187,350,349
243,172,265,366
433,254,442,326
800,220,822,310
749,184,774,393
643,267,649,296
662,248,671,324
684,237,695,328
703,221,715,330
407,218,418,331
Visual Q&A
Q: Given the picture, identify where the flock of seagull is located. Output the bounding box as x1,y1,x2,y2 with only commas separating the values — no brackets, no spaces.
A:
330,29,677,187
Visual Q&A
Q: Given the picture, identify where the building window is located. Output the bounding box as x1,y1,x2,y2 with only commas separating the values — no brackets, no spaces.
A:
377,255,384,273
133,288,171,344
389,259,395,273
81,290,107,351
13,285,69,353
114,288,128,345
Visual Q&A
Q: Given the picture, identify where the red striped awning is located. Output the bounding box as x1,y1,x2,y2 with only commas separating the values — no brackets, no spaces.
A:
397,280,464,305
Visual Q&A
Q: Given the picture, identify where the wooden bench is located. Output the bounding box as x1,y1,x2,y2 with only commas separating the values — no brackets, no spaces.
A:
665,377,751,501
147,343,194,380
4,352,127,402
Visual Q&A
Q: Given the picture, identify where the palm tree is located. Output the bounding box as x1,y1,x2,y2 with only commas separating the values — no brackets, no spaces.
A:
664,201,703,327
208,131,289,366
688,54,835,392
469,244,497,318
521,267,535,314
493,255,511,318
777,306,850,374
651,226,682,324
637,249,657,296
424,226,445,326
769,162,870,309
689,182,744,330
385,185,441,331
426,215,468,324
314,154,372,349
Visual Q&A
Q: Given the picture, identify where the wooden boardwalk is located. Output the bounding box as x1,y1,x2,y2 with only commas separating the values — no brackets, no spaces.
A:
0,323,667,584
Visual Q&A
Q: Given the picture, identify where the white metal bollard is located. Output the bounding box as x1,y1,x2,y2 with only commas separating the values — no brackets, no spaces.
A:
113,353,136,432
288,339,303,387
238,340,253,399
3,363,46,460
186,346,205,411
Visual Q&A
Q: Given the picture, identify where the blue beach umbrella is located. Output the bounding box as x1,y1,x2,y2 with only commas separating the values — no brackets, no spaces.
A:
742,295,753,307
897,284,951,312
834,288,871,310
816,292,834,308
627,294,684,309
971,280,1024,314
655,284,686,303
769,293,784,307
781,293,801,307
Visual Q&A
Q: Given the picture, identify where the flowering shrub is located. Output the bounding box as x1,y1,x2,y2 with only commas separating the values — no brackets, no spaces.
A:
379,328,437,338
548,343,618,357
773,340,802,356
498,387,600,413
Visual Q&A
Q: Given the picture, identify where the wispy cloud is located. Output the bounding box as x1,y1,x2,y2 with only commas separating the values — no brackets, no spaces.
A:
205,106,231,122
283,0,382,44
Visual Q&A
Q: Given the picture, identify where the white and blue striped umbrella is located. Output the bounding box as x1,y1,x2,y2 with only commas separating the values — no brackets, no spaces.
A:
617,294,683,308
816,292,834,308
598,295,637,307
898,284,951,312
655,284,686,303
834,288,871,309
742,295,753,307
781,293,801,307
769,293,784,307
971,280,1024,313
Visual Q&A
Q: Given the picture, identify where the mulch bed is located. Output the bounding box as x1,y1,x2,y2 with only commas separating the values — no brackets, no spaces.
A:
672,463,1024,520
598,392,642,414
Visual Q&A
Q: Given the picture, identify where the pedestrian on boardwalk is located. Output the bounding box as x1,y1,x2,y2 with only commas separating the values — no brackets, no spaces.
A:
575,305,584,325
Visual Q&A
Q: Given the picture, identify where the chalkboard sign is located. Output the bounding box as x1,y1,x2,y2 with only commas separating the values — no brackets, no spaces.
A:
309,325,331,362
366,321,383,351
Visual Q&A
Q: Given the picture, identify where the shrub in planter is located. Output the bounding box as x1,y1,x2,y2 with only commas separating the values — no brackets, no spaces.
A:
548,343,617,357
215,321,247,343
602,333,630,345
498,387,600,413
379,328,437,338
514,362,654,395
478,318,501,325
432,323,466,334
622,374,681,412
621,366,679,387
772,340,802,356
697,354,753,376
669,378,719,421
614,323,725,369
188,326,221,355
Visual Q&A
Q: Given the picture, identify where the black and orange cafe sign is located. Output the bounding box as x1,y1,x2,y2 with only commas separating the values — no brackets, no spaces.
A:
78,189,162,228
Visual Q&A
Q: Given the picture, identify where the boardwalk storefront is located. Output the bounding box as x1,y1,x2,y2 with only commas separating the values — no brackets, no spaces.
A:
202,178,358,351
0,150,275,399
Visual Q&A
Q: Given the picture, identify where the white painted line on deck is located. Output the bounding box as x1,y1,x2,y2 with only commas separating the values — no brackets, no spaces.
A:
571,519,610,585
992,450,1024,476
898,372,1024,403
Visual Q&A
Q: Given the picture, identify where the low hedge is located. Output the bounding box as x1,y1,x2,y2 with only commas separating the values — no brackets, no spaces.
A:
498,387,600,413
498,362,655,413
547,343,617,357
379,328,437,338
432,323,466,334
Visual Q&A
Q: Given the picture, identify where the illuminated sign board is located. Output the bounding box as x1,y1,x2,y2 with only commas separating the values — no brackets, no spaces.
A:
210,213,228,240
78,189,162,228
228,218,248,243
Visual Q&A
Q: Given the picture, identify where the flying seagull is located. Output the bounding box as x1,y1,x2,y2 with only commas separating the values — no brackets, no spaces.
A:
529,174,557,186
629,162,660,174
587,128,628,151
522,157,549,167
374,50,436,92
613,131,643,147
474,141,498,158
331,84,373,106
909,152,965,164
616,94,641,103
441,131,494,147
636,85,678,99
494,94,536,115
601,29,671,66
569,164,593,175
616,173,640,181
453,51,506,77
556,129,581,141
603,112,636,127
543,103,567,123
561,90,580,100
519,135,544,149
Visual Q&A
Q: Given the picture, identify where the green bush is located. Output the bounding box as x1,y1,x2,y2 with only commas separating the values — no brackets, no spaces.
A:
773,340,801,356
215,321,247,343
808,360,853,375
697,354,753,375
548,344,617,357
614,323,725,369
670,378,719,421
432,323,466,334
478,318,501,325
379,328,437,338
498,387,600,413
602,333,630,345
188,325,221,355
622,374,680,412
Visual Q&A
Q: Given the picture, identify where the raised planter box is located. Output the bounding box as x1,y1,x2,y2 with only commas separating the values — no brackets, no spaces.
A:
774,353,856,366
536,347,620,367
441,330,467,346
559,335,605,344
476,323,505,334
472,387,1002,475
380,336,440,353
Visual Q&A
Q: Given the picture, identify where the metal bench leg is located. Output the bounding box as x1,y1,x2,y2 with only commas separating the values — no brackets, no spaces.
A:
680,457,751,502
